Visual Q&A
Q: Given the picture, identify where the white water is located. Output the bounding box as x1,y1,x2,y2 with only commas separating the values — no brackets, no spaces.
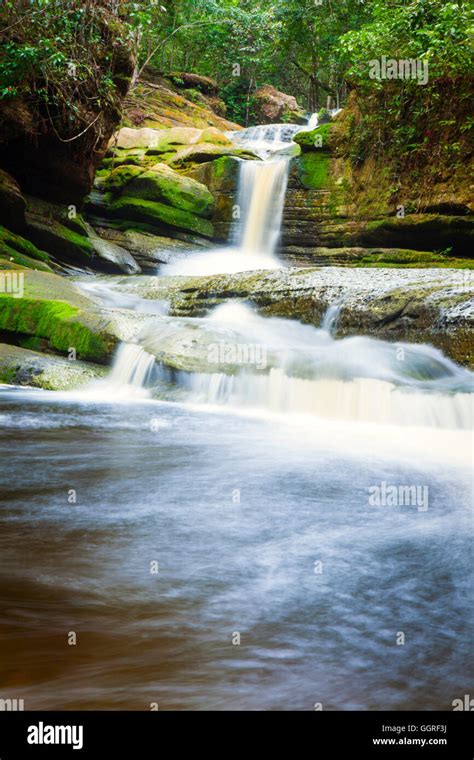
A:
166,303,473,431
98,297,473,434
104,343,156,397
161,122,297,276
186,370,472,431
235,159,289,256
231,123,303,159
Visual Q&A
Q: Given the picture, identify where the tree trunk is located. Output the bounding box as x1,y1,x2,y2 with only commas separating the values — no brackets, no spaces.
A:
308,75,317,112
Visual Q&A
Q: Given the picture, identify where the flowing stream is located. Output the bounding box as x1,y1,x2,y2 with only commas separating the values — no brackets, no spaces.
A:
0,116,472,711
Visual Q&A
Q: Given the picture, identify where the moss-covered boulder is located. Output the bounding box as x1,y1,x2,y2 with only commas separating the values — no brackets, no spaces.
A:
102,165,146,194
167,143,257,169
112,126,233,157
122,70,241,132
0,226,52,271
108,197,214,238
114,126,197,151
25,196,94,263
294,124,332,153
0,269,117,362
122,164,214,217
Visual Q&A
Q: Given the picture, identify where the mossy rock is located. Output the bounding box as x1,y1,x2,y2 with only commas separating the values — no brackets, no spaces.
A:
103,165,146,194
0,226,52,271
0,343,106,390
294,123,332,152
295,152,331,190
109,196,214,238
0,296,114,362
24,196,95,263
121,79,241,132
0,269,117,362
167,143,257,169
123,163,214,218
115,126,202,152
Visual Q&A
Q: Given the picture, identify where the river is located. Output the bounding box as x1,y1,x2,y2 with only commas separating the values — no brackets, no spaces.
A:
0,119,472,711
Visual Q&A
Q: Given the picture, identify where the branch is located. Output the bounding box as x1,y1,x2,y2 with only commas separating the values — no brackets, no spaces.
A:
135,19,235,84
291,58,335,95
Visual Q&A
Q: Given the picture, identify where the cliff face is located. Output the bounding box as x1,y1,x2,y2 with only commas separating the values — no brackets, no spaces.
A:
0,8,136,273
0,64,243,274
279,83,473,262
0,41,134,207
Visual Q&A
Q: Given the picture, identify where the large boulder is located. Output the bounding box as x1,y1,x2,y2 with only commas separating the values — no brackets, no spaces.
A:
253,85,306,125
0,343,106,390
167,143,257,169
113,126,203,152
107,197,214,238
123,69,241,131
0,226,52,271
24,196,95,264
121,164,214,218
0,268,117,362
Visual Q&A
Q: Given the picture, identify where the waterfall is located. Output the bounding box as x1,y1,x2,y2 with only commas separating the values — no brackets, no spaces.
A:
161,123,293,275
320,302,342,335
231,123,302,159
103,343,156,395
235,160,289,256
143,302,473,431
184,370,472,430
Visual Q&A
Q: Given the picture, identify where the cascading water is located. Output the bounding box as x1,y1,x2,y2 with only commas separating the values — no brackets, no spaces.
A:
235,159,289,256
160,302,473,431
161,122,297,276
3,111,472,714
103,343,156,397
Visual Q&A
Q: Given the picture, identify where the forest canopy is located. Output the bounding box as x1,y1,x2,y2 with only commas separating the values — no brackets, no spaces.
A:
0,0,472,124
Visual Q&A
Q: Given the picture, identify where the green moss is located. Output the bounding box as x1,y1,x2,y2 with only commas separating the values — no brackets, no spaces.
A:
109,196,214,237
103,165,146,194
297,152,331,189
294,123,332,152
0,244,52,271
124,165,214,217
0,226,50,264
0,295,114,362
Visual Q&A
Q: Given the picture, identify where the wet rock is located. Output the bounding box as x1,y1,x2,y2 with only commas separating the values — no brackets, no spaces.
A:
107,267,474,367
85,224,141,275
253,85,306,125
0,343,106,391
